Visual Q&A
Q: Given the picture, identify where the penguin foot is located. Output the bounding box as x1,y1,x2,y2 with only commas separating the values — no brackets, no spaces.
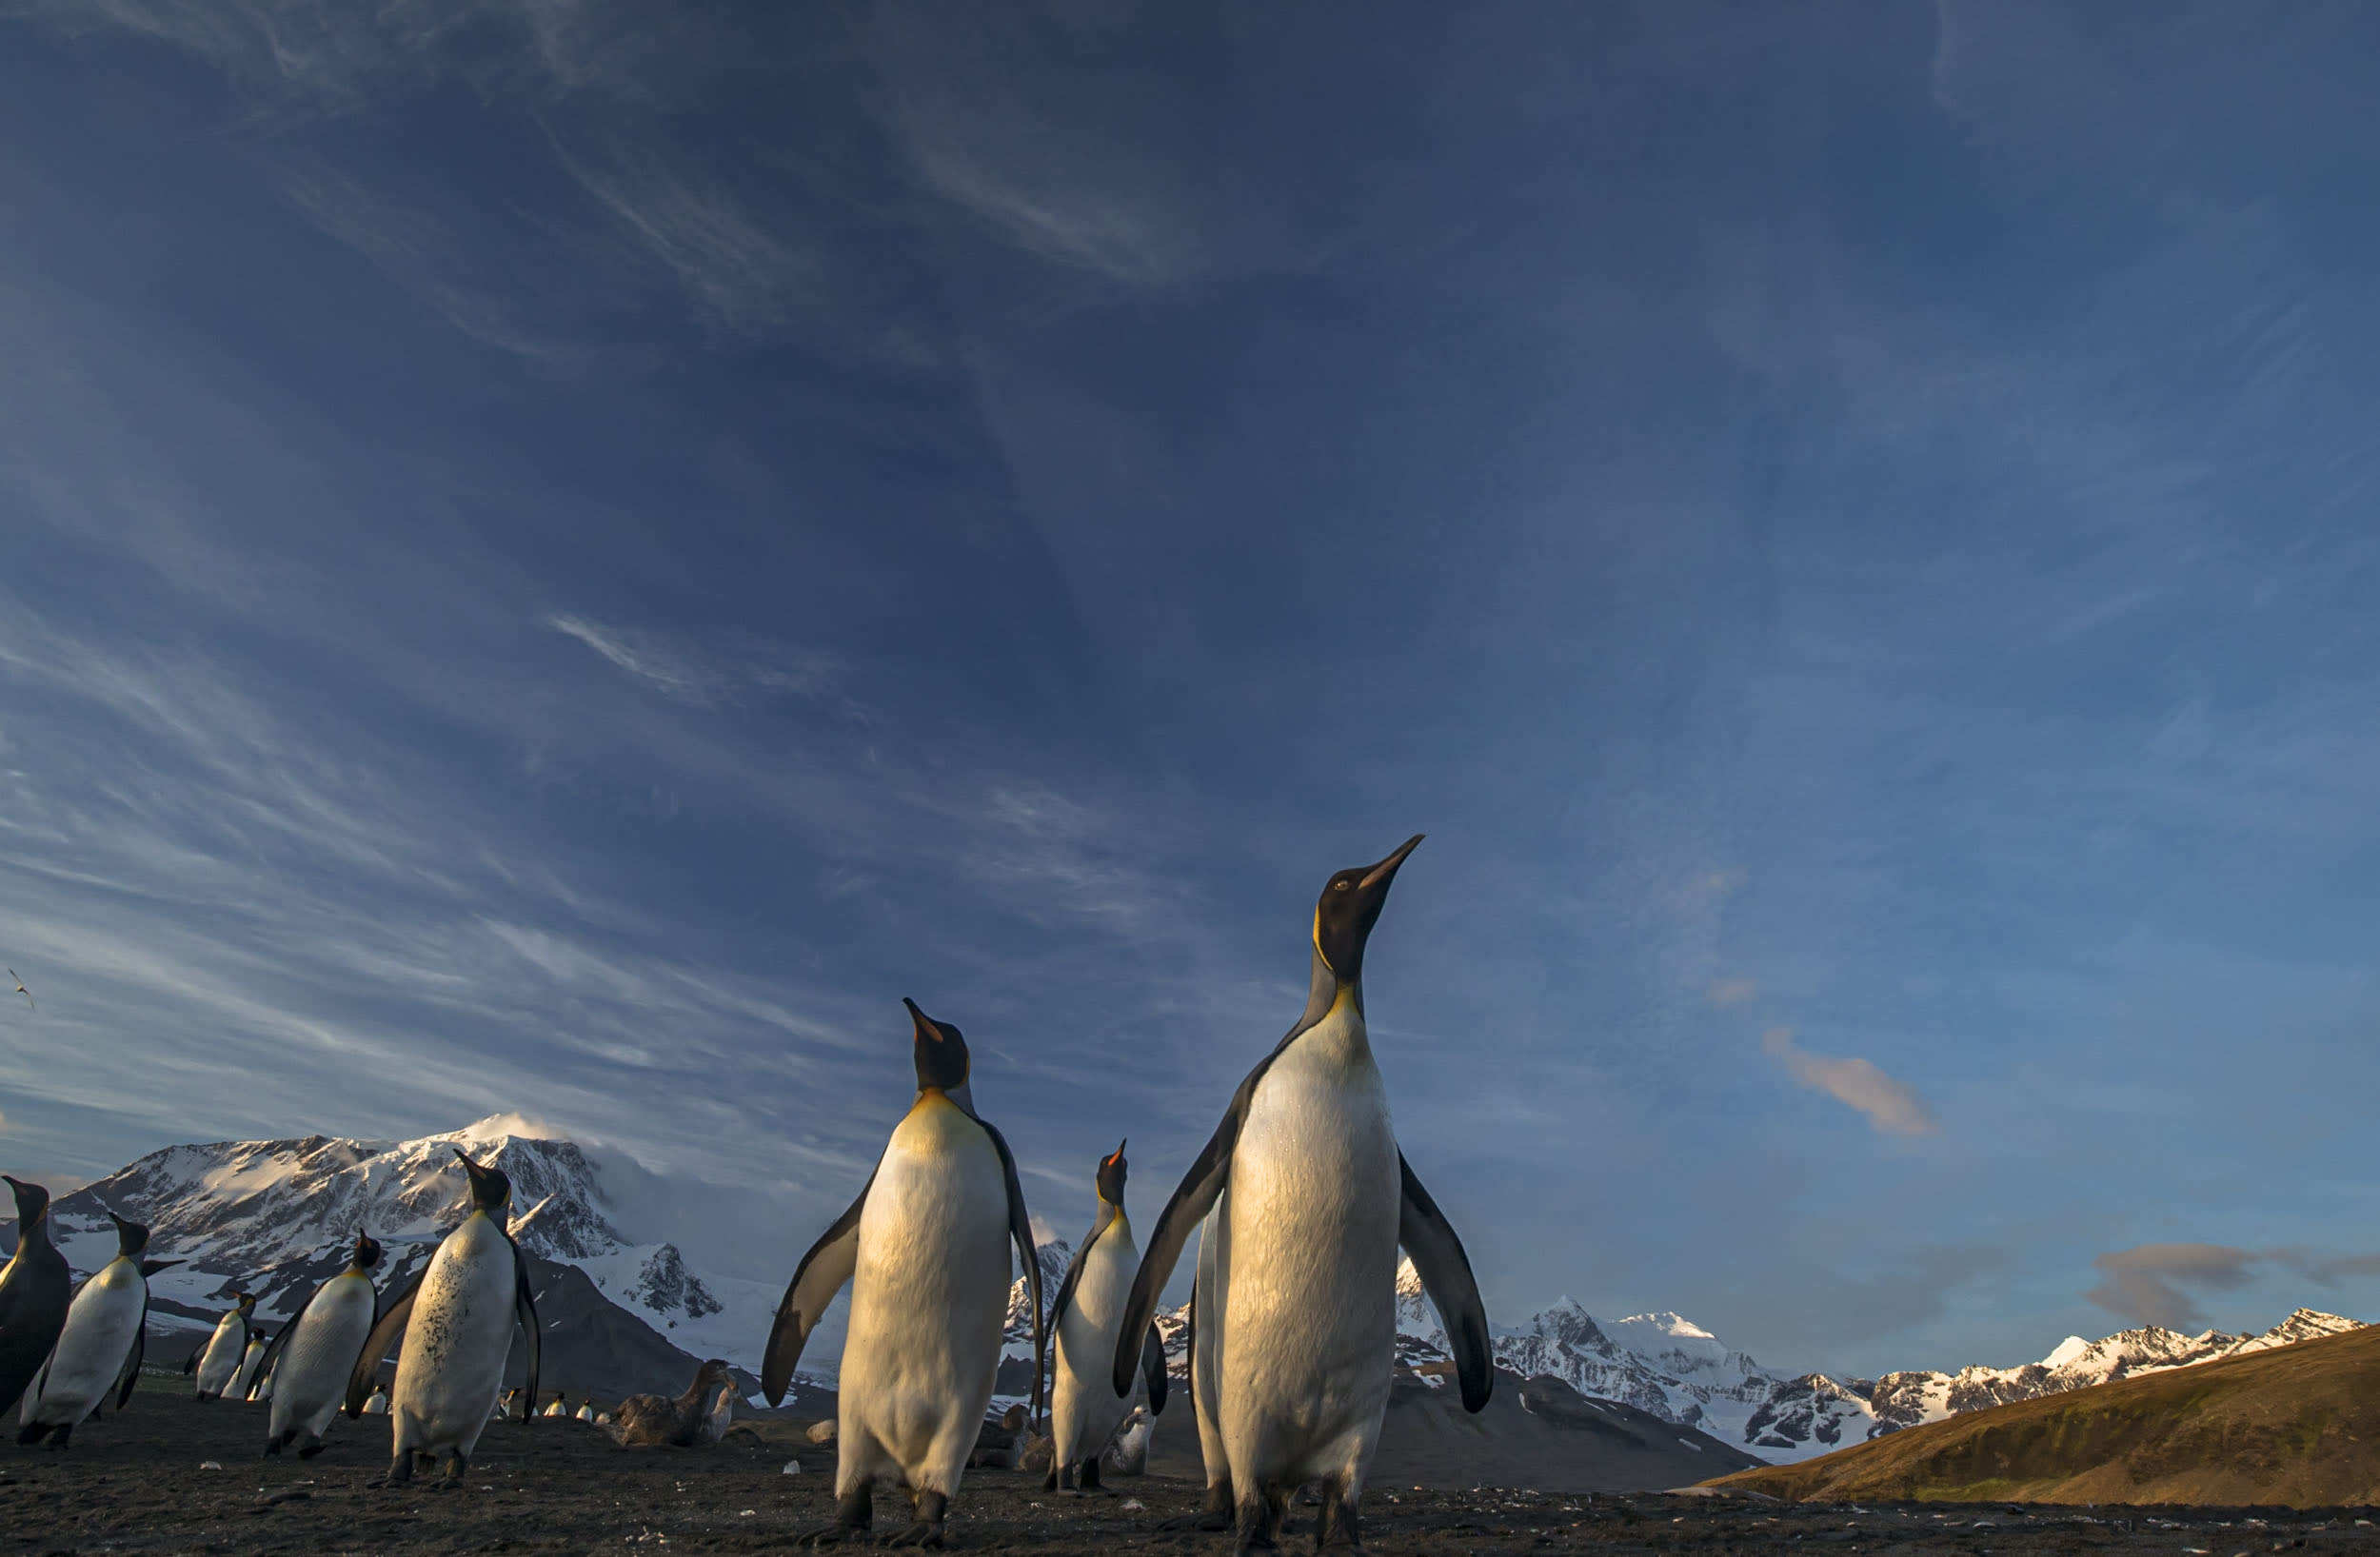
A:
296,1439,326,1460
880,1521,944,1548
46,1427,72,1451
789,1523,869,1547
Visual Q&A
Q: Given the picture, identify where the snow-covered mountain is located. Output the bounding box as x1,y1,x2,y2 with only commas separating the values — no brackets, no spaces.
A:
36,1115,782,1374
1729,1309,2364,1458
1387,1258,2364,1465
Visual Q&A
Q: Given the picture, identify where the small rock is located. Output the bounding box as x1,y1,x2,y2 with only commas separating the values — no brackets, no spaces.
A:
1121,1498,1145,1512
803,1419,837,1444
781,1460,801,1475
199,1460,224,1470
739,1509,756,1517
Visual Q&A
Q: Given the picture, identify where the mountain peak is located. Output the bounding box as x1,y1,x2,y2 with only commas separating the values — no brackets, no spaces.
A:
1616,1311,1717,1340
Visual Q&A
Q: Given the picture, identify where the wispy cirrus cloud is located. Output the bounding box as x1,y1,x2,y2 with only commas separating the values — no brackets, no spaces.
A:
544,615,844,709
1762,1028,1939,1138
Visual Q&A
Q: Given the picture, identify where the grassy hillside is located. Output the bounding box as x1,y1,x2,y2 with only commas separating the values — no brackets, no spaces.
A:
1704,1323,2380,1508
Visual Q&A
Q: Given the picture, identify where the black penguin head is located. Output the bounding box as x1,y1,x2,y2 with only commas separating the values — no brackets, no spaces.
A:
351,1232,384,1271
3,1174,49,1231
231,1291,255,1311
1095,1140,1128,1207
454,1148,512,1214
1313,834,1424,985
141,1258,183,1277
108,1212,151,1258
903,998,971,1094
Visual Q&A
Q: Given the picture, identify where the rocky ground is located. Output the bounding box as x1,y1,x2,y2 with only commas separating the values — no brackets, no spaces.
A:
10,1390,2380,1554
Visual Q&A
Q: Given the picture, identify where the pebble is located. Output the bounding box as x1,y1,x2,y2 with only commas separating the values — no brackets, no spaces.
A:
781,1460,801,1475
198,1460,223,1470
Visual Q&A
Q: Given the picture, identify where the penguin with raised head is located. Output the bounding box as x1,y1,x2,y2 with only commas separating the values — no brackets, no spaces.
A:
256,1232,383,1457
541,1389,566,1418
16,1213,174,1447
0,1176,70,1419
187,1291,254,1401
344,1150,540,1488
1044,1140,1167,1495
763,998,1044,1548
1114,837,1493,1555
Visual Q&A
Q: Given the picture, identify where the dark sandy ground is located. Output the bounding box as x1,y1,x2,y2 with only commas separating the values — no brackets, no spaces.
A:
10,1389,2380,1554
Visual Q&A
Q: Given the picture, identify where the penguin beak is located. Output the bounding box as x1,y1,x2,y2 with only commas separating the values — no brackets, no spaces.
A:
1358,834,1425,893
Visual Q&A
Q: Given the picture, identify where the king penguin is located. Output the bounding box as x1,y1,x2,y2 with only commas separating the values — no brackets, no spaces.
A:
233,1331,271,1401
1113,836,1493,1554
187,1291,254,1401
0,1176,71,1420
16,1213,173,1447
763,998,1044,1548
1044,1141,1167,1495
345,1150,541,1488
256,1232,383,1457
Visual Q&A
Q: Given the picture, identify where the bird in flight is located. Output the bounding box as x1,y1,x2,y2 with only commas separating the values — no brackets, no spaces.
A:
8,970,30,1011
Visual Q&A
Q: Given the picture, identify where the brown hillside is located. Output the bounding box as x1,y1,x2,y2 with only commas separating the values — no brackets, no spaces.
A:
1704,1322,2380,1508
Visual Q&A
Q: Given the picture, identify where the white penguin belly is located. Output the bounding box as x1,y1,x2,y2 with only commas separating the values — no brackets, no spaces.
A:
269,1272,377,1442
22,1258,143,1426
233,1341,268,1399
840,1094,1010,1491
393,1215,518,1456
1052,1218,1140,1466
194,1315,246,1396
1217,1011,1401,1484
1191,1196,1229,1487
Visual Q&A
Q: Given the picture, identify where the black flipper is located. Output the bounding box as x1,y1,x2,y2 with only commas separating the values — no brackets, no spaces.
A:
182,1334,206,1374
1110,1058,1277,1398
978,1116,1044,1426
252,1278,322,1402
1139,1322,1168,1414
345,1268,424,1417
1041,1204,1113,1377
762,1171,873,1406
508,1236,540,1423
113,1289,149,1409
1397,1153,1492,1413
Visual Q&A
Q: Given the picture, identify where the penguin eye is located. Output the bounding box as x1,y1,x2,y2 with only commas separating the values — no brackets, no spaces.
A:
1334,879,1351,892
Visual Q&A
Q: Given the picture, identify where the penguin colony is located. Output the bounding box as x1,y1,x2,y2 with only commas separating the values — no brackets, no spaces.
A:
0,838,1489,1553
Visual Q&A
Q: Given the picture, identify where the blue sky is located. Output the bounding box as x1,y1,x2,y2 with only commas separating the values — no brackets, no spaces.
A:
5,0,2380,1377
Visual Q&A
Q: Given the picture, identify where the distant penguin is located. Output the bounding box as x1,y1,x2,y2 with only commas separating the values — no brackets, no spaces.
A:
258,1232,383,1458
345,1149,540,1488
187,1291,255,1401
701,1381,733,1444
16,1213,172,1447
1115,837,1493,1554
541,1390,566,1418
233,1333,271,1401
574,1398,595,1424
496,1387,520,1421
0,1176,71,1419
763,998,1044,1548
363,1386,389,1415
1044,1141,1167,1495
